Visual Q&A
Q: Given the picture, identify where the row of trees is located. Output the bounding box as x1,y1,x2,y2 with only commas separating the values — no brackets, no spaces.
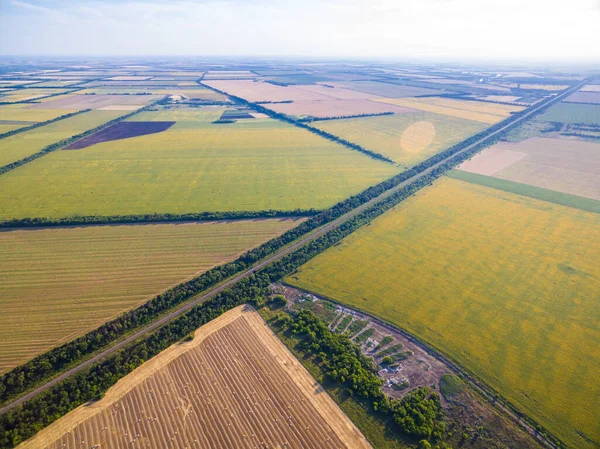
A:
0,110,91,141
297,111,394,123
0,209,317,229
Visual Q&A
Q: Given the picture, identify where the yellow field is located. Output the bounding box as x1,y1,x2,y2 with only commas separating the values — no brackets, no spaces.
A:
0,219,302,372
374,97,524,123
0,104,77,122
287,177,600,449
0,88,70,102
0,113,399,219
0,110,125,167
313,111,487,166
19,306,370,449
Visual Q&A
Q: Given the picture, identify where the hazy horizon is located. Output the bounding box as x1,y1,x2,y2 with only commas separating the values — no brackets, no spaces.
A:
1,0,600,62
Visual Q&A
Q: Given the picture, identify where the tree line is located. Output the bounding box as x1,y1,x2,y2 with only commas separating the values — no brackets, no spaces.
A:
0,209,317,229
0,109,91,141
297,111,394,123
285,309,447,444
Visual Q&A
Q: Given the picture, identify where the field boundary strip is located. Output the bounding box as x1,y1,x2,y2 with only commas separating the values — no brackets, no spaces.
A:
0,109,92,141
0,87,84,106
0,77,587,424
0,97,168,176
448,169,600,214
0,210,319,229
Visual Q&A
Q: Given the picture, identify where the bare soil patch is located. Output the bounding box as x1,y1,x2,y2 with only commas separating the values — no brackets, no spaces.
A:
458,137,600,200
64,121,175,149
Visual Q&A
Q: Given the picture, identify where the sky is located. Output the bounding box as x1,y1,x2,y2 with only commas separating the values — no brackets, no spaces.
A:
1,0,599,62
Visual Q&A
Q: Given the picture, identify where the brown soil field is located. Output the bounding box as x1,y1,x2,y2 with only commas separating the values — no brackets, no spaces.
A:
458,137,600,200
203,79,334,102
27,94,161,110
564,91,600,104
457,147,529,175
331,81,445,98
19,306,371,449
296,83,381,100
267,99,416,118
65,121,175,149
581,85,600,92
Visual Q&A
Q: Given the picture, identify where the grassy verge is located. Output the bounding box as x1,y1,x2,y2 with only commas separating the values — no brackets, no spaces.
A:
448,169,600,214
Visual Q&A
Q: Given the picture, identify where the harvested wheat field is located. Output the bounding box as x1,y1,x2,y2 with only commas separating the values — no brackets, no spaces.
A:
19,306,371,449
0,219,303,372
203,79,332,102
374,96,523,123
27,94,162,110
457,137,600,200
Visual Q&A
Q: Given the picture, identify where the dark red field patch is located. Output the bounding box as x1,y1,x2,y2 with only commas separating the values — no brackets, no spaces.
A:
64,121,175,149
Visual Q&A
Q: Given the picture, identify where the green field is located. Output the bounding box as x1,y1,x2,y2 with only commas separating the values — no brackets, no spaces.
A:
537,101,600,124
0,104,78,122
287,177,600,449
0,107,399,219
0,110,126,167
0,218,302,373
448,170,600,213
313,111,487,166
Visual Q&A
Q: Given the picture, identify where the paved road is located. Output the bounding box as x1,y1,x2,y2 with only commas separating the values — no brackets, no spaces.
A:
0,78,587,416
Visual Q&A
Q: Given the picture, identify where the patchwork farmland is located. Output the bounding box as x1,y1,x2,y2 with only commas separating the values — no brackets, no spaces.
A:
0,110,127,167
287,176,600,449
19,306,371,449
0,58,595,449
312,111,487,166
456,137,600,200
0,219,301,372
0,105,398,219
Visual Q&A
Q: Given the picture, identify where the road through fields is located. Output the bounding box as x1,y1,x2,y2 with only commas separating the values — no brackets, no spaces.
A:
0,78,588,416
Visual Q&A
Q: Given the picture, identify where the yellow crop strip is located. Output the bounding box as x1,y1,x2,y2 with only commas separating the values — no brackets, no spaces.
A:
287,177,600,449
0,218,303,373
374,97,524,123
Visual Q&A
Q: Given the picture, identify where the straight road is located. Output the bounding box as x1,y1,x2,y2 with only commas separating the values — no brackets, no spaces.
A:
0,78,588,416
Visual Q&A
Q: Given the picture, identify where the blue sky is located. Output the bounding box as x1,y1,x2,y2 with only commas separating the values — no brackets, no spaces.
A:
1,0,599,61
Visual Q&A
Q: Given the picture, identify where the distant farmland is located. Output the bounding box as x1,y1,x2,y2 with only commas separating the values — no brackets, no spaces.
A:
0,106,398,220
0,218,302,372
0,110,127,167
537,101,600,125
287,177,600,449
312,111,487,166
374,96,524,124
19,306,371,449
